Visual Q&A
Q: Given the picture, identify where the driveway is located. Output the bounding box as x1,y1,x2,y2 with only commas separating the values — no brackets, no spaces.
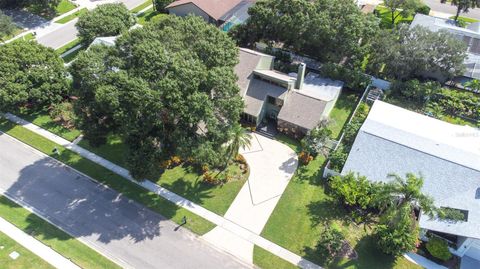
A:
0,133,248,269
203,133,298,262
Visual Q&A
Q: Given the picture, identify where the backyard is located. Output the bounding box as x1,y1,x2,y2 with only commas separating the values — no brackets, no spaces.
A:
253,89,421,269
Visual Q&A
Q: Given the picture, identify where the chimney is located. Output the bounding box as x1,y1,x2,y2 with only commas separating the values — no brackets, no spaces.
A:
295,63,306,90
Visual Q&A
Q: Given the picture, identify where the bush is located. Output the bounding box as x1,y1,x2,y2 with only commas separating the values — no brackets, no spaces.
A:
320,63,371,92
426,237,452,261
49,102,76,129
316,224,345,264
329,172,378,210
299,151,314,165
391,80,441,104
153,0,174,12
438,207,465,222
328,149,348,172
416,5,431,15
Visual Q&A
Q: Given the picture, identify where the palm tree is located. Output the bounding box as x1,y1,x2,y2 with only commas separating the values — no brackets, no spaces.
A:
225,124,252,166
379,173,436,219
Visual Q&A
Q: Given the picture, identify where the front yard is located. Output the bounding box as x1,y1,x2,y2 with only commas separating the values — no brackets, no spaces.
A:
26,0,77,20
375,6,414,29
0,230,53,269
253,90,421,269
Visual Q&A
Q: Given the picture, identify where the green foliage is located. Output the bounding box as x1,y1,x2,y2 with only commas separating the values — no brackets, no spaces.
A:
328,149,348,172
390,79,441,103
0,40,68,112
152,0,173,12
70,16,243,179
0,11,16,40
375,205,419,256
316,224,345,264
443,0,480,22
329,172,379,210
231,0,379,67
438,207,466,222
320,63,371,92
301,119,332,157
416,5,431,15
225,124,252,165
369,24,467,80
76,3,135,44
426,237,452,261
49,101,76,129
383,0,423,27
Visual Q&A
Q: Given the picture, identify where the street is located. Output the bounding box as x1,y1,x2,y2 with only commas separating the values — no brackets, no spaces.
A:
0,133,247,269
423,0,480,19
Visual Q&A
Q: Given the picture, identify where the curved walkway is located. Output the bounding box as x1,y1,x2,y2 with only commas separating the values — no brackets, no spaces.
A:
203,133,298,262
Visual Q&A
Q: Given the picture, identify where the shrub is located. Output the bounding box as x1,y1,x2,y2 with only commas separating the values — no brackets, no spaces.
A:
170,155,182,166
329,172,378,210
391,80,440,104
299,151,314,165
49,102,76,129
438,207,466,222
160,159,172,169
426,237,452,261
320,63,371,92
316,224,345,264
235,154,247,165
416,5,431,15
328,149,348,172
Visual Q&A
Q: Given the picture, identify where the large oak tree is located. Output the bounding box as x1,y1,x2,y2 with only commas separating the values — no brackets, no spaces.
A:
70,16,244,179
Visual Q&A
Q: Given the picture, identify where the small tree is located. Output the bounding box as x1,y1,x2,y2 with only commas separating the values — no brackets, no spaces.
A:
329,172,379,210
152,0,174,12
0,11,16,41
384,0,424,27
317,224,345,264
301,119,332,158
442,0,480,23
76,3,136,44
226,124,252,166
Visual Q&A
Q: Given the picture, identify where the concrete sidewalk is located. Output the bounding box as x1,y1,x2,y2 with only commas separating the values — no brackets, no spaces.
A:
3,113,322,269
0,216,80,269
203,134,298,262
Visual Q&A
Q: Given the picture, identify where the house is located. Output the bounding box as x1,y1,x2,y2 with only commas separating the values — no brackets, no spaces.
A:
342,100,480,266
235,48,343,137
166,0,255,30
410,13,480,83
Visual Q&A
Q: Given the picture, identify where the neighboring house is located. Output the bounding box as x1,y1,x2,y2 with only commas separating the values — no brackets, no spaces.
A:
90,36,117,47
166,0,255,30
342,100,480,267
235,48,343,137
411,14,480,83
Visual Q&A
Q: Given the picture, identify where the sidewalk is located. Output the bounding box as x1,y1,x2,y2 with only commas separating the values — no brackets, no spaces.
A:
3,113,322,269
0,216,80,269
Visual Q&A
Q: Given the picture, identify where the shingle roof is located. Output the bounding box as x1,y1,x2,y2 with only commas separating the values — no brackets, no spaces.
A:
277,92,327,130
342,101,480,239
243,78,288,117
235,48,272,97
166,0,246,21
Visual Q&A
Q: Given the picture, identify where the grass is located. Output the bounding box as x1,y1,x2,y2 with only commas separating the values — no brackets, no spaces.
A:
16,109,81,142
79,133,248,216
0,230,54,269
1,27,25,42
27,0,77,20
253,246,297,269
254,92,420,269
0,196,119,269
137,8,169,25
450,16,480,24
0,118,216,235
131,1,153,13
55,38,85,63
375,6,414,29
55,8,87,24
22,33,35,41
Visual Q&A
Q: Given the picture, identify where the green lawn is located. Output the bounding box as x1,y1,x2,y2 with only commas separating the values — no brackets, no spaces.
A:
375,6,414,29
450,16,480,24
55,8,87,24
137,8,169,25
27,0,77,20
16,109,81,142
0,230,54,269
253,246,297,269
131,0,152,13
0,196,119,269
0,119,215,235
79,134,247,216
55,38,85,63
1,27,25,42
254,93,420,269
329,90,361,139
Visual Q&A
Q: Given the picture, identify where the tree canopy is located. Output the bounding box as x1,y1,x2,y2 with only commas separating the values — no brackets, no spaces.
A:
368,24,467,80
384,0,424,27
70,16,243,179
0,40,68,112
230,0,379,67
0,10,16,41
441,0,480,22
76,3,136,44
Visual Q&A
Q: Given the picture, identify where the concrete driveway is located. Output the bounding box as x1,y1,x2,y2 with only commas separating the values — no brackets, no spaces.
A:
203,133,298,262
0,133,248,269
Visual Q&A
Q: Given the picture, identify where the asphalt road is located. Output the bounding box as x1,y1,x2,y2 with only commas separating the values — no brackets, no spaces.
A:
423,0,480,19
0,133,248,269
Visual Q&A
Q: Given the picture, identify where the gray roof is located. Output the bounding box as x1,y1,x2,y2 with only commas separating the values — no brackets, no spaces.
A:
342,101,480,239
235,48,273,97
243,78,288,117
277,92,327,130
410,14,480,79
